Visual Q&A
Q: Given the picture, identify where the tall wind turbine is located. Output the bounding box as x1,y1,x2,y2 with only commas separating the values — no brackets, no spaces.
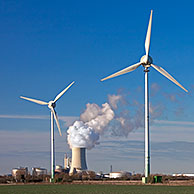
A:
20,81,75,182
101,10,188,181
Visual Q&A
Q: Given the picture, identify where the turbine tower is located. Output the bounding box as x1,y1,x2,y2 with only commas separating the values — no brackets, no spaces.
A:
101,10,188,182
20,81,75,182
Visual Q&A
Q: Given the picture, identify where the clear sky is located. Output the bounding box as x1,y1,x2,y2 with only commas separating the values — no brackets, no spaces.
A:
0,0,194,175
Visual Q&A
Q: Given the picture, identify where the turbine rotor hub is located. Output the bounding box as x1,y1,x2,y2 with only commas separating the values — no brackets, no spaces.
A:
48,101,56,109
140,55,153,68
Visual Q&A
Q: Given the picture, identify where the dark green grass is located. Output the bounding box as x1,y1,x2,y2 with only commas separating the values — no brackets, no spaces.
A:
1,184,194,194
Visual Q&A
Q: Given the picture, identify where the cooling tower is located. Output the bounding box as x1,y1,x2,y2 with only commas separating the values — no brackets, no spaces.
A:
69,147,87,174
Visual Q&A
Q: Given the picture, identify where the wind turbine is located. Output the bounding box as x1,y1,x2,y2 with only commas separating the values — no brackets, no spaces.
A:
20,81,75,182
101,10,188,181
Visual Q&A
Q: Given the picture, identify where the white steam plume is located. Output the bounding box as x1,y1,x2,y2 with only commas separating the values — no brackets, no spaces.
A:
108,94,122,109
67,103,114,149
80,103,114,134
67,121,99,149
67,85,177,149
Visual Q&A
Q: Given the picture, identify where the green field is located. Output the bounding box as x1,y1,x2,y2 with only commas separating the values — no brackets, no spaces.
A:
1,184,194,194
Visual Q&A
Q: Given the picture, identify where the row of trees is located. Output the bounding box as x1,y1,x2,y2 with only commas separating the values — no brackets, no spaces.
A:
1,173,194,184
0,174,50,183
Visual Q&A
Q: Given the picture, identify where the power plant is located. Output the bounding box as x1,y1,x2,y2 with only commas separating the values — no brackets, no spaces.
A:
69,147,87,174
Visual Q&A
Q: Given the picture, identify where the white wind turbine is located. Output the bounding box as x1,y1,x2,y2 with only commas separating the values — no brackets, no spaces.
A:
20,81,75,182
101,10,188,181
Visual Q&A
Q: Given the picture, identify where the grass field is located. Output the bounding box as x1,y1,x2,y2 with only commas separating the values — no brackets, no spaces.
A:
1,184,194,194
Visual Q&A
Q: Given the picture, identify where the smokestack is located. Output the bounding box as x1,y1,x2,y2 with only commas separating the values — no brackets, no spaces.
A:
110,165,112,173
64,153,71,170
69,147,87,174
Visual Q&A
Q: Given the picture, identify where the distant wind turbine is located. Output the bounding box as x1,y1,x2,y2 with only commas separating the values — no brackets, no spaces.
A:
20,81,75,182
101,10,188,181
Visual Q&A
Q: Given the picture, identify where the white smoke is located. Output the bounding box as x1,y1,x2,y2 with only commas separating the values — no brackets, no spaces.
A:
67,121,99,149
80,103,114,134
67,103,114,149
108,98,144,137
67,86,170,149
108,94,122,109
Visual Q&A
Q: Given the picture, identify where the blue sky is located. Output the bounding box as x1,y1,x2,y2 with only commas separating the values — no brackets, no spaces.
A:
0,0,194,175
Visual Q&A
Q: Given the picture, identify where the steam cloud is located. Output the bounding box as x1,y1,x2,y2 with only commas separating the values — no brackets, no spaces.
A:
67,121,99,149
67,93,162,149
67,103,114,149
67,82,189,149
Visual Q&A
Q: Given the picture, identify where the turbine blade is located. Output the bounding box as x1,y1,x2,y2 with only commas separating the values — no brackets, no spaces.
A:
50,107,62,136
101,62,141,81
151,64,188,93
20,96,48,105
54,81,75,103
145,10,153,56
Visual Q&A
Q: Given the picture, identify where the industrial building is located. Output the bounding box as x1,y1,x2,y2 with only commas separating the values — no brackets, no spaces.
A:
109,171,132,179
32,168,47,176
173,173,194,177
55,165,63,173
69,147,87,175
12,167,28,180
64,153,71,170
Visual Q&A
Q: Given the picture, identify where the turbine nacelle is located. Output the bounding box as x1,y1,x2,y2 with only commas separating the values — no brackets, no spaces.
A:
48,101,56,109
140,55,153,68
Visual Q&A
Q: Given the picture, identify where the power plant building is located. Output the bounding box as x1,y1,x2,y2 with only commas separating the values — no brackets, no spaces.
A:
12,167,28,179
69,147,87,174
55,165,63,173
64,154,71,170
32,168,47,176
109,171,131,179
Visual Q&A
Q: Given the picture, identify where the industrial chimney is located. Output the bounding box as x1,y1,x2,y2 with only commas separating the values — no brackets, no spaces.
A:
69,147,87,174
